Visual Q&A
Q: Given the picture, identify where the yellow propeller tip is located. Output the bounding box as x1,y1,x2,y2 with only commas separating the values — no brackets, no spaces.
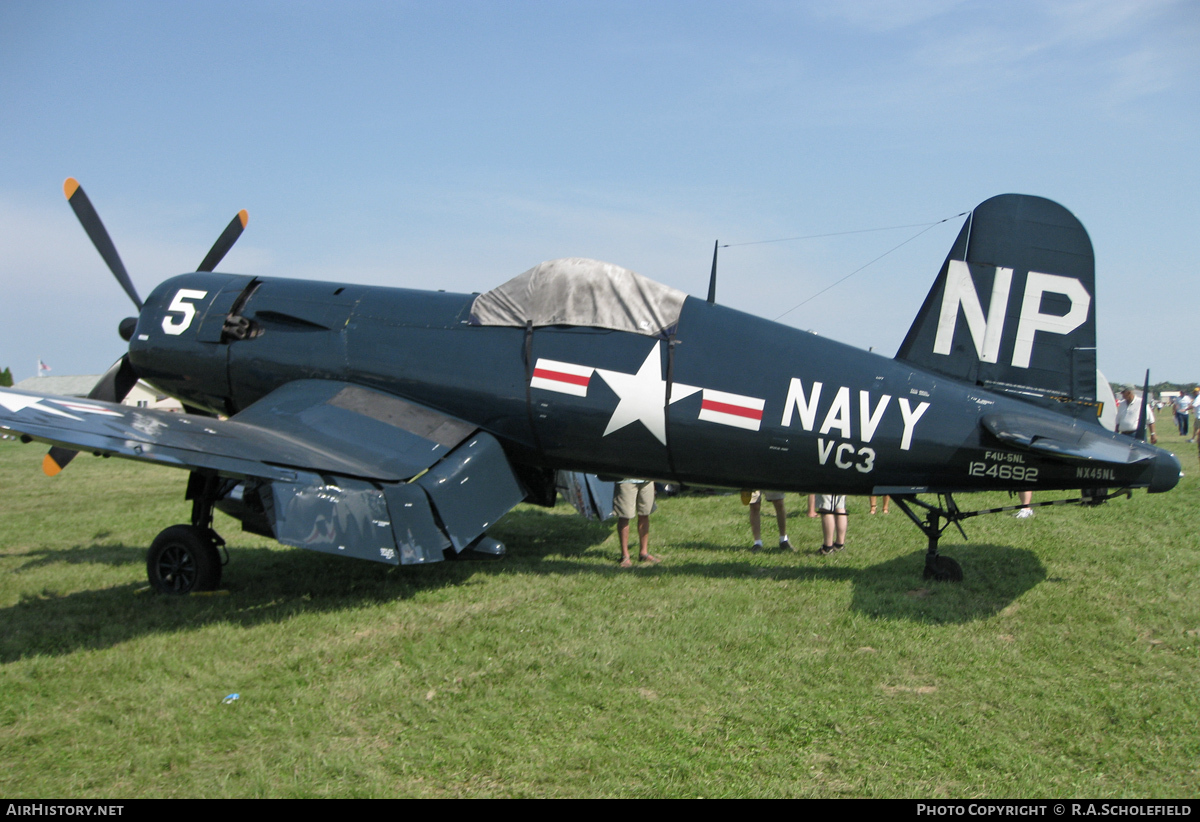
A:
63,178,79,200
42,453,62,476
238,209,249,228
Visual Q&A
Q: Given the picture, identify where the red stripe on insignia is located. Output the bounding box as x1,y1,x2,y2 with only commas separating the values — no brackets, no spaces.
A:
701,399,762,420
533,368,590,387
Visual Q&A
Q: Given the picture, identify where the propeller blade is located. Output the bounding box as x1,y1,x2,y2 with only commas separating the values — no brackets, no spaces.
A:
63,178,143,310
197,209,249,272
91,354,140,403
43,355,139,476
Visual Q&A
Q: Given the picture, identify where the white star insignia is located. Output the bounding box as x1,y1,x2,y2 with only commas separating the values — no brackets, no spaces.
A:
594,343,699,445
0,391,82,421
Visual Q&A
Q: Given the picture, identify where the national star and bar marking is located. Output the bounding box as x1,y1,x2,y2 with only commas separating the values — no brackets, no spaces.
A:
593,344,700,444
50,400,124,417
0,391,126,421
0,391,83,421
530,344,766,441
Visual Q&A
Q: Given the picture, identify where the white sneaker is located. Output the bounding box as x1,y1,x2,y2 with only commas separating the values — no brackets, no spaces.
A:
1014,508,1034,519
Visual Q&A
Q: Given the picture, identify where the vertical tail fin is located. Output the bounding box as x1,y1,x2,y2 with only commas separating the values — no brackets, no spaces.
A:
895,194,1100,417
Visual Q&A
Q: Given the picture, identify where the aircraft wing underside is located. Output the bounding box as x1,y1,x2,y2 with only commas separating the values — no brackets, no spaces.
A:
0,380,527,566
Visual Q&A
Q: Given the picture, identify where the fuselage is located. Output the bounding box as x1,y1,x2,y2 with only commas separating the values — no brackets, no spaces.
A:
128,271,1180,497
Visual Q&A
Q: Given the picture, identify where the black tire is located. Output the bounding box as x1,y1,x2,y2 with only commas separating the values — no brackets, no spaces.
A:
923,555,964,583
147,525,222,594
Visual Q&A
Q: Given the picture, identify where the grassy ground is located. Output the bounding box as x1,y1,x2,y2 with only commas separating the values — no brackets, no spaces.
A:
0,434,1197,798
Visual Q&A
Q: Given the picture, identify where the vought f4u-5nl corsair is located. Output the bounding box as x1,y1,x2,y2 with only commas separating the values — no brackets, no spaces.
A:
0,180,1180,592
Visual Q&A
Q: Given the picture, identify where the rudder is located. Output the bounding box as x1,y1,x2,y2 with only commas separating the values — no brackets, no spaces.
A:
895,194,1099,416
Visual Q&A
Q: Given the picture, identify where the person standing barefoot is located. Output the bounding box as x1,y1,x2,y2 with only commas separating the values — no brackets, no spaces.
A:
614,479,658,567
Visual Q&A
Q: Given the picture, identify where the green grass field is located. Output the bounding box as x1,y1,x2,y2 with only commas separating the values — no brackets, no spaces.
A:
1,434,1197,798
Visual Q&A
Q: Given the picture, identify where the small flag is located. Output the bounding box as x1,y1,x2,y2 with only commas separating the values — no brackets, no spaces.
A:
37,358,51,376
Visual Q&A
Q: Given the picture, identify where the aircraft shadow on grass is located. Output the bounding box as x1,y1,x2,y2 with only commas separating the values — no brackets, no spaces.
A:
494,508,1047,626
485,508,1049,625
2,510,1043,661
13,541,147,570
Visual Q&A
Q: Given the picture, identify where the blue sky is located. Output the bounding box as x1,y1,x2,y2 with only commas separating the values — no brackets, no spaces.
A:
2,0,1196,384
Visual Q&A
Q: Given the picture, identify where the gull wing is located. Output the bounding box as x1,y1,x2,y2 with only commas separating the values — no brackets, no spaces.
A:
0,380,527,565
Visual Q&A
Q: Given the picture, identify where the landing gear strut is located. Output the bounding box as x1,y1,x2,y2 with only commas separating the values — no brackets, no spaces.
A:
890,488,1129,581
146,472,230,594
892,494,966,582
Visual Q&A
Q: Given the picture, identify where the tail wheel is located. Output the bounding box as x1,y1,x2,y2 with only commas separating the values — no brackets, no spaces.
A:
147,525,222,594
923,555,963,583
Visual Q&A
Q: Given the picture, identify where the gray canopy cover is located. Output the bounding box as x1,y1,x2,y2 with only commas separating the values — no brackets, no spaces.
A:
469,257,686,338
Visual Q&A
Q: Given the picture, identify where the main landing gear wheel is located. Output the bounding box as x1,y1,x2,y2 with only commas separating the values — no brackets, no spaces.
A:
147,525,222,594
923,555,963,583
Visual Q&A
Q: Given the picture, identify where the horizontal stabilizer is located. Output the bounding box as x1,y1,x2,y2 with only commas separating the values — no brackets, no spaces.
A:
981,412,1151,464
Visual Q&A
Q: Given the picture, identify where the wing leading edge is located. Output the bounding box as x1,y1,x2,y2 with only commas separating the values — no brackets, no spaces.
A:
0,381,527,565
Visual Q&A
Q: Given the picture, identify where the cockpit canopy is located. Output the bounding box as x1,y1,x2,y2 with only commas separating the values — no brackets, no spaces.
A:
469,258,686,338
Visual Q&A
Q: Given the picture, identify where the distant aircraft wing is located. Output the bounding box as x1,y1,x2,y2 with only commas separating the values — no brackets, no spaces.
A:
0,380,527,565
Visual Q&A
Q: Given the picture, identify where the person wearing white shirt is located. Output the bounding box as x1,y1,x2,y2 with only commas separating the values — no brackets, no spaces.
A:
1171,392,1192,436
1115,388,1157,444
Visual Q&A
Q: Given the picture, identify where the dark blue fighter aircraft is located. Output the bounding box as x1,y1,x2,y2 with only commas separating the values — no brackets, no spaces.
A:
0,180,1180,592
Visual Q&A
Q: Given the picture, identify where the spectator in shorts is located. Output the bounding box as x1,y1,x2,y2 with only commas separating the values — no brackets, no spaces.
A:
614,479,658,568
817,494,847,555
744,490,791,552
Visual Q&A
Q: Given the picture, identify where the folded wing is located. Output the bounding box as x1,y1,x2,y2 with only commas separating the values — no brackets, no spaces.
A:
0,380,527,565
